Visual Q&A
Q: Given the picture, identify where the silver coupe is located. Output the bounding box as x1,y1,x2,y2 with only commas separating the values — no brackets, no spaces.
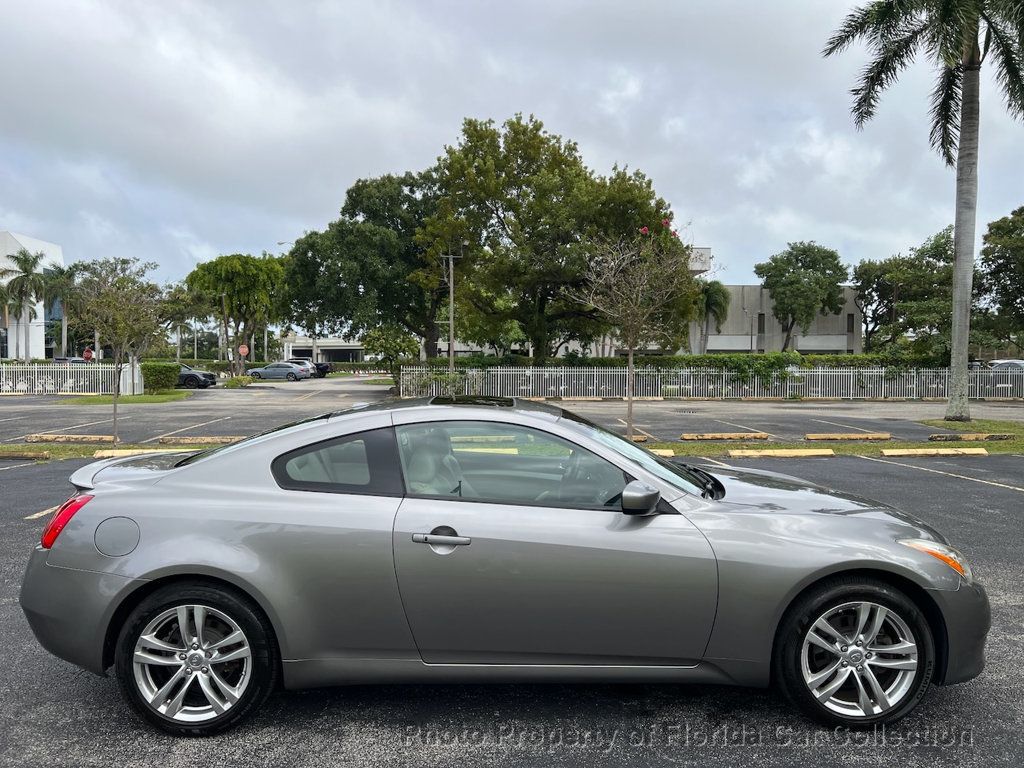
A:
20,397,989,735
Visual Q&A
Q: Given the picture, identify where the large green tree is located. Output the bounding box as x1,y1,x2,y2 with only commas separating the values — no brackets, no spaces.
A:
422,114,676,361
186,254,284,375
755,242,848,351
979,205,1024,331
825,0,1024,420
0,248,47,362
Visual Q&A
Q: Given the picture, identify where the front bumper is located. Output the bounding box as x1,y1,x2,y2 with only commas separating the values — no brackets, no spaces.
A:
930,579,990,685
20,546,145,676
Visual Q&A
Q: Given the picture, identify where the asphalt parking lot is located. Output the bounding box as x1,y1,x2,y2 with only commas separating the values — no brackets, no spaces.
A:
2,398,1024,766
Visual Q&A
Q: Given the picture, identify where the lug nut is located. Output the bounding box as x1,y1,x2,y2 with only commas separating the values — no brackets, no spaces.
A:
855,640,863,647
866,652,874,659
201,667,209,674
841,645,848,652
191,643,199,650
841,661,849,667
178,653,186,660
856,665,863,671
185,668,192,675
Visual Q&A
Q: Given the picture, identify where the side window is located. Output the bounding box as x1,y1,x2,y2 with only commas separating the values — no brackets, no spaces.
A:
395,421,628,509
272,427,403,495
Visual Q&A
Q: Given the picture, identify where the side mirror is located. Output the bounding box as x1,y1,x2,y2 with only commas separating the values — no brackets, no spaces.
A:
621,480,661,515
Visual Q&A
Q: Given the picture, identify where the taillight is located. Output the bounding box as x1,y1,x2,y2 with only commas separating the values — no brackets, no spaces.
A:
40,494,93,549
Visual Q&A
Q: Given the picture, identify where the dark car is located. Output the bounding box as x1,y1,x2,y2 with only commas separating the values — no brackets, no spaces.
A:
177,364,217,389
52,357,89,364
286,358,331,378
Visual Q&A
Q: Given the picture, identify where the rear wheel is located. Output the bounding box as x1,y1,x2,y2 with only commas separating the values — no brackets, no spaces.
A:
286,372,297,381
115,583,278,736
183,376,199,389
250,371,261,379
773,577,934,727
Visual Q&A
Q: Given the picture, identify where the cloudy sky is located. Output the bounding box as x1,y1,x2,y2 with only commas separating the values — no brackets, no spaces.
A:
1,0,1021,284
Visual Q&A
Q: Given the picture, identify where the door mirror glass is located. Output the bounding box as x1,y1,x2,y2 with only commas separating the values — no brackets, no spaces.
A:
621,480,661,515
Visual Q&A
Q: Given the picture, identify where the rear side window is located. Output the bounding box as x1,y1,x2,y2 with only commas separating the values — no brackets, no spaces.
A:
272,427,403,495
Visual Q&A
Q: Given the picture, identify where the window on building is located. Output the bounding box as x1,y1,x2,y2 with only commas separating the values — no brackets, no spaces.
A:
757,313,766,334
847,313,855,333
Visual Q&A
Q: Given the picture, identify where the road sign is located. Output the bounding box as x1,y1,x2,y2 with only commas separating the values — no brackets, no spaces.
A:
238,344,249,357
82,348,94,361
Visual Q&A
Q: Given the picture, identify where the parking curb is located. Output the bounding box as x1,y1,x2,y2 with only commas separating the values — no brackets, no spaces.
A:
159,436,245,445
804,432,891,441
728,449,835,458
928,433,1013,442
26,434,115,443
881,448,989,457
679,432,770,441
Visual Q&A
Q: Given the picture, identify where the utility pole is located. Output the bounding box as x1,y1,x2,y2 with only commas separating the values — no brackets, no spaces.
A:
220,292,230,373
446,255,456,375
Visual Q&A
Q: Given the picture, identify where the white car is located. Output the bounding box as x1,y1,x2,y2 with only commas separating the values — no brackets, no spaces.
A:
285,359,317,377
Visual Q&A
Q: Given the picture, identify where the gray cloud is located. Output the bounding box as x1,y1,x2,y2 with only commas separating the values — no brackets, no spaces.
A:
1,0,1020,283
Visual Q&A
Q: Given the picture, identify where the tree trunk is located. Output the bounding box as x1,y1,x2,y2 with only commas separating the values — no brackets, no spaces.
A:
60,315,68,358
782,319,796,352
423,321,439,359
22,306,31,363
945,59,981,422
625,346,635,439
193,323,198,359
702,313,711,354
175,327,181,363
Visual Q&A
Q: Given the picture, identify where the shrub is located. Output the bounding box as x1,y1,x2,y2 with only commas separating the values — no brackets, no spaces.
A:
140,362,180,393
222,376,253,389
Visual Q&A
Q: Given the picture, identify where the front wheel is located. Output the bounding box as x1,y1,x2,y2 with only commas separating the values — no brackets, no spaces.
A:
773,577,934,727
114,583,278,736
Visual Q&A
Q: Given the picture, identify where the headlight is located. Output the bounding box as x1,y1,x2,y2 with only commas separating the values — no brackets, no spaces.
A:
900,538,973,582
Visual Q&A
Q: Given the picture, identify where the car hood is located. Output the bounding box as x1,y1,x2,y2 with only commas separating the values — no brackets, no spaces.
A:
69,451,194,490
707,464,947,542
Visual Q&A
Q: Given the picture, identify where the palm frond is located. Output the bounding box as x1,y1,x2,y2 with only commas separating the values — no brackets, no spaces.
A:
851,21,929,127
824,3,881,56
928,63,963,166
982,13,1024,120
925,0,970,66
824,1,928,56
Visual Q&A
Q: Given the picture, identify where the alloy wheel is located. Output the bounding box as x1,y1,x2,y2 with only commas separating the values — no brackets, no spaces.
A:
132,604,252,722
800,600,918,718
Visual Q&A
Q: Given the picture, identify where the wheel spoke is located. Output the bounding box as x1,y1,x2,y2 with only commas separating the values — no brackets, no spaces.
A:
134,650,181,666
149,667,186,707
163,672,196,717
812,666,851,701
860,665,891,712
868,638,916,654
852,602,871,640
196,673,227,714
176,606,192,645
806,659,842,688
850,669,875,715
138,633,184,653
193,606,207,648
212,645,251,664
813,617,847,644
868,657,917,670
864,605,889,645
807,630,842,655
206,630,245,652
210,668,243,704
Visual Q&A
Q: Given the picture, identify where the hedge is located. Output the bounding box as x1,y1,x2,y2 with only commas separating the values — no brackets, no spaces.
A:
140,362,181,393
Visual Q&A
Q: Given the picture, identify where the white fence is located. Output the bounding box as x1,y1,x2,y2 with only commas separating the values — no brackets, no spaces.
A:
400,366,1024,400
0,363,141,395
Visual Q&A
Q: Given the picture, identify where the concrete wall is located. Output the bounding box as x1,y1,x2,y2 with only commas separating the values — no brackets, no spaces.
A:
0,232,66,360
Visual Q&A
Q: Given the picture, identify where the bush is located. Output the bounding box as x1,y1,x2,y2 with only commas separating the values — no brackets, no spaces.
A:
140,362,180,393
222,376,253,389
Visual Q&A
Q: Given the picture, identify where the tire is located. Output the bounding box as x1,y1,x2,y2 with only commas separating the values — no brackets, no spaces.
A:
184,377,199,389
773,576,934,728
250,372,261,379
286,372,297,381
114,583,279,736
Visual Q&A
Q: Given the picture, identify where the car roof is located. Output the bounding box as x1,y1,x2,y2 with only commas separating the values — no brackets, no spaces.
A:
324,395,565,422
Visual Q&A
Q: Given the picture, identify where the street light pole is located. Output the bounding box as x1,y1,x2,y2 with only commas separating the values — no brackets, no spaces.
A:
446,254,456,375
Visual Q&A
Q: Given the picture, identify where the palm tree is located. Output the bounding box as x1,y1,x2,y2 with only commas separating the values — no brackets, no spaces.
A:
824,1,1024,421
0,282,10,359
43,264,79,358
696,280,730,354
0,249,48,363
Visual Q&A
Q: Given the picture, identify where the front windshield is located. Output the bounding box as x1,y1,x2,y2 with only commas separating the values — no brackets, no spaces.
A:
560,411,706,496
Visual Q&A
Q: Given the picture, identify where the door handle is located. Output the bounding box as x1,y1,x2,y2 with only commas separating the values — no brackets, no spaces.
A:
412,533,471,546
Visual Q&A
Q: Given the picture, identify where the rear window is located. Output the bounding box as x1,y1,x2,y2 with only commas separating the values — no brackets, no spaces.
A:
271,427,403,495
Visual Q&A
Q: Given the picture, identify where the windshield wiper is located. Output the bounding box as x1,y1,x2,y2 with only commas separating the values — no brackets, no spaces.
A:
675,461,724,500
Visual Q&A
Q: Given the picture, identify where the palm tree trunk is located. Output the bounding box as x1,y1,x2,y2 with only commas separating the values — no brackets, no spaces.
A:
60,315,68,358
702,313,711,354
22,306,31,363
176,327,181,363
945,61,981,421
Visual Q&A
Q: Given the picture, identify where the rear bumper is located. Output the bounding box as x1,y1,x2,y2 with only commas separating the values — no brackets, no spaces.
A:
20,546,145,676
930,580,990,685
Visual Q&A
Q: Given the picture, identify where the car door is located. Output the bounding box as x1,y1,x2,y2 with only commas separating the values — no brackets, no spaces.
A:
391,419,718,666
266,363,285,379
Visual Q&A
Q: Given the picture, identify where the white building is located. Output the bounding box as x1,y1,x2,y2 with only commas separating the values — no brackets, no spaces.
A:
1,232,66,360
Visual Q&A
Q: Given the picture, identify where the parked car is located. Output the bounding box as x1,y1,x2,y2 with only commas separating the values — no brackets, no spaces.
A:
284,359,318,378
177,364,216,389
52,357,88,364
988,359,1024,370
245,362,310,381
286,358,331,378
20,397,988,736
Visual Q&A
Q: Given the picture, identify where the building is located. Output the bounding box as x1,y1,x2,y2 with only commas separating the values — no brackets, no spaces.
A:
1,232,66,360
282,333,365,362
697,285,862,355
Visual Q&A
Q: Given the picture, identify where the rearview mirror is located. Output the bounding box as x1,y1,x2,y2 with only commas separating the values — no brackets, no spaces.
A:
621,480,661,515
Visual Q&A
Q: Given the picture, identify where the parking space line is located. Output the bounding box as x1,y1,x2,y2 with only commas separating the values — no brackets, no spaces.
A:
617,419,656,440
713,418,772,436
24,505,57,520
855,455,1024,494
0,416,25,423
5,416,132,443
295,389,325,402
697,456,731,467
811,418,877,434
142,416,233,444
0,462,35,472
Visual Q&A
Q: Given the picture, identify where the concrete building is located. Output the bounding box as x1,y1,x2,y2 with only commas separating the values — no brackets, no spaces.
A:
1,232,66,360
282,333,365,362
696,285,862,355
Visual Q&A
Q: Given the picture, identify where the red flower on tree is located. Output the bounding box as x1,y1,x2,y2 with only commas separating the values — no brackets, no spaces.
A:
671,230,679,238
662,218,671,228
639,226,649,235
